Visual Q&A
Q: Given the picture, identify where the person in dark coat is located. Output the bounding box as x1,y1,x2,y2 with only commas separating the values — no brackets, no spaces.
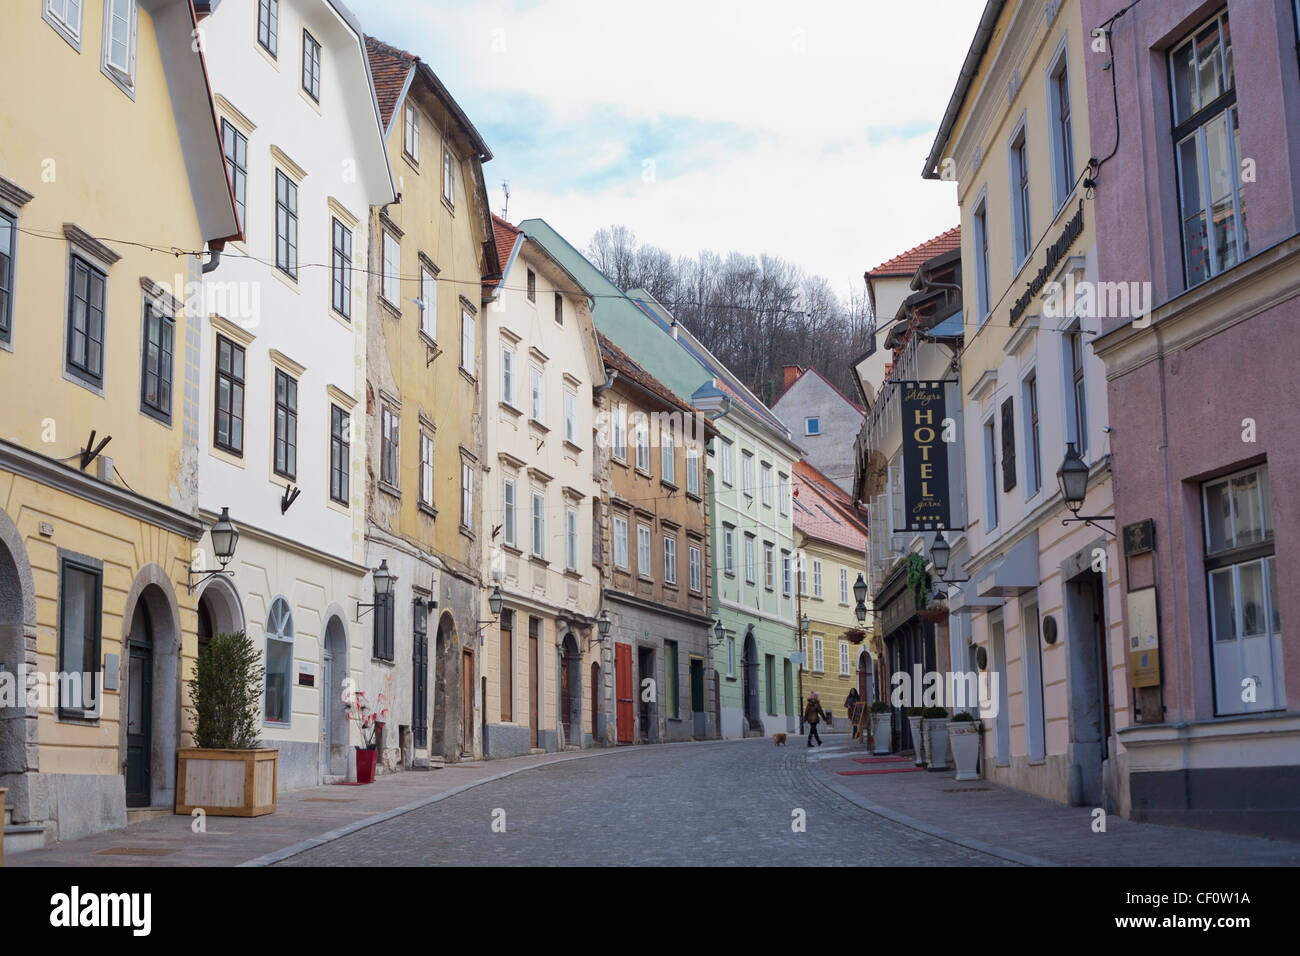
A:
804,692,827,747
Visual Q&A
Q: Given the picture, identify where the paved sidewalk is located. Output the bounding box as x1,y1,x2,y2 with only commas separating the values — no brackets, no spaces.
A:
801,736,1300,866
7,747,626,867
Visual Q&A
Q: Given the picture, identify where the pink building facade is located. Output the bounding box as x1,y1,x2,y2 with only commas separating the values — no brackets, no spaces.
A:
1085,0,1300,837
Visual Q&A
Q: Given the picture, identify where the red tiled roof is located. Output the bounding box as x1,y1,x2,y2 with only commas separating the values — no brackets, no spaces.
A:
485,213,522,295
599,332,704,425
793,458,869,552
866,226,961,279
364,37,415,129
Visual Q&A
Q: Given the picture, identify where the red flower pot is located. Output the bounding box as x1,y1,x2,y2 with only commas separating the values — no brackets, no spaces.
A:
355,747,377,784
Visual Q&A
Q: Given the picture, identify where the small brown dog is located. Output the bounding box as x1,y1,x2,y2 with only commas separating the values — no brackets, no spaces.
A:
772,732,788,746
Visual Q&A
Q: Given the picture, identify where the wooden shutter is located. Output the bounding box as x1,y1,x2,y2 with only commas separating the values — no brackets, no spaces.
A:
1001,397,1017,493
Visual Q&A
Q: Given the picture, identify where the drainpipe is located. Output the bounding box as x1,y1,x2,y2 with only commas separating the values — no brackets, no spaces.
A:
201,246,222,274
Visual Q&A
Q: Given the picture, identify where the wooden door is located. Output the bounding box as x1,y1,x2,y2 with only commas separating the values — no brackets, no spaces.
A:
615,642,634,743
461,650,474,754
560,645,572,744
528,619,539,748
125,602,153,808
591,662,600,740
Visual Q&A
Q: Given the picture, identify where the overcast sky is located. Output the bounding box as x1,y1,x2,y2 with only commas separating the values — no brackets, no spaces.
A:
345,0,984,298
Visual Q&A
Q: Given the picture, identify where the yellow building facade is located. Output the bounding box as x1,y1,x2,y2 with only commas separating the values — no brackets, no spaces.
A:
0,0,239,845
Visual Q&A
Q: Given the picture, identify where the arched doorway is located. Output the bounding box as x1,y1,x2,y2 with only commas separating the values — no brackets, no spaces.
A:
197,574,244,652
590,661,601,744
322,615,348,776
121,572,181,809
560,633,580,747
742,629,761,734
0,508,37,778
432,612,461,761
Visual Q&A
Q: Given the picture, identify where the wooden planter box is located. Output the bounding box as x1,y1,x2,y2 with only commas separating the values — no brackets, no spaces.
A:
175,748,278,817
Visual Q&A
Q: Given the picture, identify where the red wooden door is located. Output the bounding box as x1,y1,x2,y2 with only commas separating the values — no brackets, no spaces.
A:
615,643,634,744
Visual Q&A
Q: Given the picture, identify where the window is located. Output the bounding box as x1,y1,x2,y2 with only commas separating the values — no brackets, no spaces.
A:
840,567,849,604
442,149,455,205
813,637,824,673
635,418,650,472
526,268,536,302
381,231,399,305
665,641,679,719
403,102,419,163
723,525,735,576
1171,10,1247,285
805,417,821,436
531,491,546,558
720,439,733,485
1009,127,1031,266
1066,328,1088,458
419,265,436,338
501,343,516,406
765,656,775,714
613,404,627,462
499,610,513,722
1022,599,1046,761
221,120,248,228
139,300,174,422
984,417,999,529
263,597,294,724
66,255,106,387
1001,396,1017,493
57,556,101,717
461,306,475,375
381,405,399,487
778,472,790,516
764,543,774,590
301,29,321,101
566,508,579,571
530,365,544,421
372,590,394,661
812,559,823,598
742,451,754,496
799,557,809,597
686,446,699,496
744,534,756,584
554,292,563,324
564,389,577,444
760,462,772,507
419,432,434,509
661,428,675,484
726,635,735,678
973,199,991,322
502,476,517,547
329,405,349,505
663,535,677,585
275,170,298,279
637,525,652,576
44,0,84,47
461,460,474,529
329,219,352,319
614,514,629,569
101,0,137,93
257,0,278,58
1049,53,1075,209
1024,371,1042,496
273,369,298,480
782,551,792,596
839,642,850,675
1204,465,1281,713
689,545,702,592
214,335,245,455
0,210,13,343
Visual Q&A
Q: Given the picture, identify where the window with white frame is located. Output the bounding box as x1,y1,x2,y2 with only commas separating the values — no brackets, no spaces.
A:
686,446,699,496
839,642,849,675
635,418,650,472
782,551,791,596
1204,465,1281,713
742,451,754,496
1049,49,1075,209
419,432,434,508
301,28,321,102
101,0,138,95
460,459,473,529
503,476,517,547
813,636,824,673
723,525,735,576
760,462,772,507
564,389,577,444
689,544,701,592
56,559,100,717
1009,125,1032,267
1065,327,1088,459
1171,9,1248,286
720,438,733,485
726,635,735,677
744,534,756,584
530,364,544,421
973,198,991,322
613,404,627,462
442,148,455,205
45,0,84,48
461,305,475,375
778,472,790,516
404,102,420,163
419,266,436,338
1024,369,1042,496
764,543,774,590
381,404,399,487
799,556,809,596
813,559,823,598
661,428,675,484
526,268,536,302
566,508,578,571
381,231,399,305
637,524,652,577
264,597,294,724
840,567,849,604
257,0,278,58
501,343,516,406
614,514,629,569
531,491,545,558
984,416,999,529
805,417,820,436
663,535,677,585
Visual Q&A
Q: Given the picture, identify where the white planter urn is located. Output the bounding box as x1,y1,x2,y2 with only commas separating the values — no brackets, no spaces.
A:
948,720,981,781
922,718,949,770
907,715,925,765
871,712,892,754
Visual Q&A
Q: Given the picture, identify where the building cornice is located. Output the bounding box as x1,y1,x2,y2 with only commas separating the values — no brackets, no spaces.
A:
603,588,715,627
202,508,366,575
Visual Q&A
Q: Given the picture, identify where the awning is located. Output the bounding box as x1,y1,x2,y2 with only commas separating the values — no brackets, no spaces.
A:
975,529,1040,598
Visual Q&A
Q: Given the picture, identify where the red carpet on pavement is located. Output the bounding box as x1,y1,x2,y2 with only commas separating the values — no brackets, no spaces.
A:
837,766,926,776
852,756,913,764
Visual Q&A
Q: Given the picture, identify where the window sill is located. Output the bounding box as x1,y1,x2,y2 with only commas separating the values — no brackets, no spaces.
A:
459,524,475,541
441,195,455,216
139,404,173,429
563,440,583,456
501,543,522,556
529,554,549,566
660,479,678,492
402,151,419,174
371,657,395,667
685,490,701,502
418,329,439,354
459,367,477,386
418,502,437,519
379,297,402,321
529,418,550,433
635,467,652,479
563,568,584,579
210,444,245,469
272,266,300,294
499,401,523,418
379,480,401,500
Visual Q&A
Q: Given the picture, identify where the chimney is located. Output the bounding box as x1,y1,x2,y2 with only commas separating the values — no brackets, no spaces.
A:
670,318,679,340
782,365,804,392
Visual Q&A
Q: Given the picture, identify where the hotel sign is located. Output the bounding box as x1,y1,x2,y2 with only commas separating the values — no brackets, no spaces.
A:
1009,199,1085,326
900,381,951,529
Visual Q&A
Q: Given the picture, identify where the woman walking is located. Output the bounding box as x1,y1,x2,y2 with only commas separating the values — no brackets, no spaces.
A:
804,691,827,747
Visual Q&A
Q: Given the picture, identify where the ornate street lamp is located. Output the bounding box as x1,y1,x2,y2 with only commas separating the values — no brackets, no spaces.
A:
355,560,397,621
597,608,612,642
188,507,239,593
488,585,504,617
852,572,869,624
710,618,727,647
1057,442,1115,535
928,531,969,584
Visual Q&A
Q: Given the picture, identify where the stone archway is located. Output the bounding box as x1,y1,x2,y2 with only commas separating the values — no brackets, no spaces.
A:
742,628,761,734
431,611,462,762
0,507,38,784
560,633,581,747
321,609,349,776
197,573,244,651
120,565,182,809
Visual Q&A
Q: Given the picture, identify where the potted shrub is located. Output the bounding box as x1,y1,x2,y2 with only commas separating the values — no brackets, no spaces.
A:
907,706,926,764
948,711,981,780
177,630,278,817
921,706,949,771
346,690,390,784
869,701,892,754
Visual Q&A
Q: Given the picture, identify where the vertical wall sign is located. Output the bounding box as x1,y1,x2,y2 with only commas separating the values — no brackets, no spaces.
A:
900,381,951,529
